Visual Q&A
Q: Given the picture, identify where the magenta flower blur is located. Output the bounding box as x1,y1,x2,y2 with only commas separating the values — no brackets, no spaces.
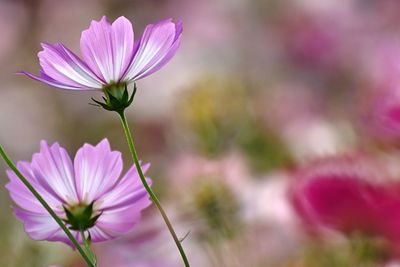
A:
365,86,400,140
359,43,400,141
5,139,152,246
21,16,182,90
290,155,400,253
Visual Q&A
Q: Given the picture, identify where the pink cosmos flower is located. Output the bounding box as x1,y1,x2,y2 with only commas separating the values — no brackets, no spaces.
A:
289,155,400,253
20,16,182,90
5,139,152,246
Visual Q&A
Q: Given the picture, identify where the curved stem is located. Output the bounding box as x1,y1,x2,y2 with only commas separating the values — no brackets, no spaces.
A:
118,111,190,267
0,145,96,267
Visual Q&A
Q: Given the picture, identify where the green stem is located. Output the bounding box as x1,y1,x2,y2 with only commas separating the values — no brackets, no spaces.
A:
81,229,97,265
118,111,190,267
0,144,96,267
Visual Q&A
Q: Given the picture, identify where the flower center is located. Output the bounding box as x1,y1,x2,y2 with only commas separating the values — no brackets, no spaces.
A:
63,202,102,231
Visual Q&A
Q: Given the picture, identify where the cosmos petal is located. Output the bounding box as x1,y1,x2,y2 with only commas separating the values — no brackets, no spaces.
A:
80,16,134,83
94,163,151,234
74,139,123,203
98,163,151,210
14,208,67,242
37,43,103,89
18,71,89,90
96,199,151,235
6,162,63,212
123,19,182,81
31,141,79,204
87,225,114,243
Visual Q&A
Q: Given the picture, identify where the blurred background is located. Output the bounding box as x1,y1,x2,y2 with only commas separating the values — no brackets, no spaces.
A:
3,0,400,266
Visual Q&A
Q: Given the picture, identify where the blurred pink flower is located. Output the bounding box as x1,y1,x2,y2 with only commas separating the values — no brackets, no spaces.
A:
168,152,249,196
96,212,190,267
256,82,322,130
6,139,151,246
280,11,343,69
20,16,182,90
358,43,400,141
364,86,400,141
290,155,400,253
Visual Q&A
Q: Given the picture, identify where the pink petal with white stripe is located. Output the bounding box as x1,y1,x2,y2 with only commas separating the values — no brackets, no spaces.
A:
22,43,103,90
14,208,68,243
95,164,152,234
73,139,122,203
6,162,62,212
31,141,79,204
123,19,182,81
80,16,135,83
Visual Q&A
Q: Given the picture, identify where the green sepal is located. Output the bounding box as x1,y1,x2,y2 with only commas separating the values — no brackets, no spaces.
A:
91,83,137,114
63,202,102,231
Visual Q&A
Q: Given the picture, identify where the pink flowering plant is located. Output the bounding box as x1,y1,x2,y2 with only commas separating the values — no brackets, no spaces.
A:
0,16,188,267
6,139,151,246
21,16,182,113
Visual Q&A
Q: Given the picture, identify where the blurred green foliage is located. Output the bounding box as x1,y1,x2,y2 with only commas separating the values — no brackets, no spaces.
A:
177,76,249,156
290,235,390,267
192,180,241,240
177,76,293,173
